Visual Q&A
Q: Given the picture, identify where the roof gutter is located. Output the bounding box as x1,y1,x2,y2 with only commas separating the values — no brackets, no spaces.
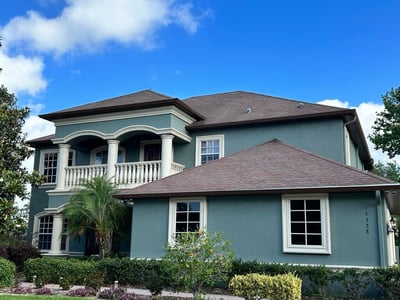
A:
114,183,400,199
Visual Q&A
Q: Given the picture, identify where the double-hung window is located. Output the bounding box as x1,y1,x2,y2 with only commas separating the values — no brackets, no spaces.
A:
40,150,75,184
195,135,224,166
38,215,53,250
282,194,331,254
168,198,207,243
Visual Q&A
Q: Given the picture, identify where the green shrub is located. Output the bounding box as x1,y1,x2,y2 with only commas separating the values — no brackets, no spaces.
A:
370,266,400,300
163,230,234,297
7,241,41,270
24,257,96,285
229,272,301,300
334,268,370,299
0,257,16,288
0,245,8,259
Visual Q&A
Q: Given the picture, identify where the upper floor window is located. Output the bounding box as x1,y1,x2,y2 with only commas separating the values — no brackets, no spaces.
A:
40,150,74,184
140,140,162,161
282,194,331,254
91,146,124,164
195,135,224,166
168,198,207,243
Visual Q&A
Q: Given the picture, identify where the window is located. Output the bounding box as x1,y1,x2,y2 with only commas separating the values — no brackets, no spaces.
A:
195,135,224,166
40,150,75,184
38,215,53,250
140,140,162,161
60,219,68,251
43,152,58,184
91,146,124,164
168,198,207,243
282,194,331,254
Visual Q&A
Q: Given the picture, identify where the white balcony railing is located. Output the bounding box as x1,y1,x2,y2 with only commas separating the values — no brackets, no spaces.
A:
65,164,107,187
64,161,184,189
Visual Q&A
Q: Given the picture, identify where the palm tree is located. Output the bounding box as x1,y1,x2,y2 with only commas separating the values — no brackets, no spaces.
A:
62,176,128,258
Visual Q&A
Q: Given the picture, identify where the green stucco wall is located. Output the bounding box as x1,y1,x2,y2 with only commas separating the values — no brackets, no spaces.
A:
175,118,347,169
130,192,384,267
56,114,181,139
130,198,169,258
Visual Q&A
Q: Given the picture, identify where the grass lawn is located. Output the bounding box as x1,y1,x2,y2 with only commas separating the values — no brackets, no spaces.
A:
0,296,92,300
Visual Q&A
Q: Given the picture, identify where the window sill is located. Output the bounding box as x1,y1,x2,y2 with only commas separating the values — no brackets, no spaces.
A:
284,247,331,255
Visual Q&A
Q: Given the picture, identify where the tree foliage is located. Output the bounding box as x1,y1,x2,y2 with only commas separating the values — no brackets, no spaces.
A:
163,230,234,297
0,86,44,238
372,161,400,182
62,176,128,258
370,86,400,158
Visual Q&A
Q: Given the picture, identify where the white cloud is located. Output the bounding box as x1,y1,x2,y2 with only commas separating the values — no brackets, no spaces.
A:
318,99,389,163
0,50,47,96
22,114,55,172
1,0,207,56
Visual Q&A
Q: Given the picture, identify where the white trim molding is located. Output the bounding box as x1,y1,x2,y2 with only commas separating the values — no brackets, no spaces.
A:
52,126,191,144
282,193,331,254
52,106,197,127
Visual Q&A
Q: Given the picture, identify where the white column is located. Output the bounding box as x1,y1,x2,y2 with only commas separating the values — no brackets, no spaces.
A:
161,134,174,178
47,214,63,256
55,144,70,190
107,140,120,180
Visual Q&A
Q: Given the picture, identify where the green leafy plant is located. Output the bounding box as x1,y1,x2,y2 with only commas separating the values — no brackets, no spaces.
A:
0,257,16,287
370,266,400,300
229,272,301,300
163,230,234,298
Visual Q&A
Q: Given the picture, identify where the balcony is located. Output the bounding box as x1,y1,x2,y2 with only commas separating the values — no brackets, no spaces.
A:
64,161,185,189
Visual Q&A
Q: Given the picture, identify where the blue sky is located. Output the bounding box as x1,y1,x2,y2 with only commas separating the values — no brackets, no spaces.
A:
1,0,400,162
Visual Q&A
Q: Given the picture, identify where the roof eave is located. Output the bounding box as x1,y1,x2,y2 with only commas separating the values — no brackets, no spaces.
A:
40,98,205,121
186,109,355,131
115,183,400,200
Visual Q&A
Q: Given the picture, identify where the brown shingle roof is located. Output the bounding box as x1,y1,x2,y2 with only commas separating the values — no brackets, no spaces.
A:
183,91,354,129
40,89,203,121
27,134,55,146
116,139,398,199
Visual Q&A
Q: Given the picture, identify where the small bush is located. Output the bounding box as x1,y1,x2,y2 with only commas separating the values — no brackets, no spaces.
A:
229,272,301,300
98,288,126,299
59,276,74,290
7,241,41,270
98,288,140,300
85,270,106,290
67,287,97,297
0,257,16,288
0,245,8,259
11,286,32,294
34,287,53,295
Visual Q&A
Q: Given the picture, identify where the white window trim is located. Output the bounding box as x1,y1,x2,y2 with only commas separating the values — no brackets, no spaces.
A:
139,139,162,161
33,206,69,253
282,193,331,254
90,145,125,164
168,197,207,244
39,149,76,186
195,135,224,166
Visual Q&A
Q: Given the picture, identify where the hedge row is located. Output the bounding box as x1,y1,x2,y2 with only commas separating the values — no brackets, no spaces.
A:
24,257,400,299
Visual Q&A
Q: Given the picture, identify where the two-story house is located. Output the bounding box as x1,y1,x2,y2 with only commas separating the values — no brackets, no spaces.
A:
28,89,400,267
